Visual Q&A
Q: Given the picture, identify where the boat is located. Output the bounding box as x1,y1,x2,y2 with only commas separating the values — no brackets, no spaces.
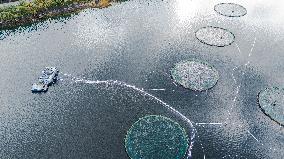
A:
39,67,59,86
42,67,59,76
31,82,48,92
31,67,59,93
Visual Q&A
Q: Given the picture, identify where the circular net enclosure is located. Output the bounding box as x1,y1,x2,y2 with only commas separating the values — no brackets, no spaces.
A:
214,3,247,17
195,26,235,47
171,59,219,91
258,87,284,126
125,115,189,159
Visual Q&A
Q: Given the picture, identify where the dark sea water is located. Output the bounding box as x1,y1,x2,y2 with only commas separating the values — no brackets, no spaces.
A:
0,0,284,158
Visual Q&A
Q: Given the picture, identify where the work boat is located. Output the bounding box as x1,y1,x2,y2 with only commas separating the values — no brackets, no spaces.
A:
31,67,59,93
39,67,59,85
31,82,48,92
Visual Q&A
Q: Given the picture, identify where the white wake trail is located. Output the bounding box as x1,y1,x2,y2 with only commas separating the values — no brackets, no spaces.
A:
74,78,196,159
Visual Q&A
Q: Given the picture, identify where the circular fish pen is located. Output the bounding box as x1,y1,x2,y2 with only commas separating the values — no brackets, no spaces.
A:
195,26,235,47
125,115,189,159
171,59,219,91
214,3,247,17
258,87,284,126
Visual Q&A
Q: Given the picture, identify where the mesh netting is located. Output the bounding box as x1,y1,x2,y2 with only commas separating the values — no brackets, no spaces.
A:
125,115,189,159
258,87,284,125
195,26,235,47
171,59,219,91
214,3,247,17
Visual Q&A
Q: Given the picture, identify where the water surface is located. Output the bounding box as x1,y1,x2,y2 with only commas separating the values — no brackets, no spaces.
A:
0,0,284,158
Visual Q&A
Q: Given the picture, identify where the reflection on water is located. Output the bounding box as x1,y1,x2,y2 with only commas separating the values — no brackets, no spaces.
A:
174,0,201,22
0,0,284,158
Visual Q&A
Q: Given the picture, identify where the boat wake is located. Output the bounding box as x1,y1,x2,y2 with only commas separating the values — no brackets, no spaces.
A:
60,75,196,159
